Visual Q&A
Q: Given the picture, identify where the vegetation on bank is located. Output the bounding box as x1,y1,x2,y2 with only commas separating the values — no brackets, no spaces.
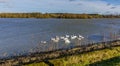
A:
0,40,120,66
0,13,120,19
26,46,120,66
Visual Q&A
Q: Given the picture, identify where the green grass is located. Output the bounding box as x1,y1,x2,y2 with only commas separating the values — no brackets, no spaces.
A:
25,46,120,66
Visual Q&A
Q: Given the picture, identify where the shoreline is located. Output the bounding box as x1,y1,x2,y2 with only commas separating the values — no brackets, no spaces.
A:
0,40,120,66
0,13,120,19
0,18,120,19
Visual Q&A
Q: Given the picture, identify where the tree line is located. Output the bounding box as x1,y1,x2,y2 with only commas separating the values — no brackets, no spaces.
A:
0,13,120,19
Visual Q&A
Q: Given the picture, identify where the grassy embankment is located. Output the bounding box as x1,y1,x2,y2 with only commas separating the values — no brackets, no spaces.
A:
26,43,120,66
1,40,120,66
26,46,120,66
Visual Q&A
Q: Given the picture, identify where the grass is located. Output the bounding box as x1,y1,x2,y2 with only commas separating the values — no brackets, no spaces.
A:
89,56,120,66
25,46,120,66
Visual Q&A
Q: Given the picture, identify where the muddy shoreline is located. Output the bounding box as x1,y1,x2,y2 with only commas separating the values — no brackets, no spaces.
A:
0,40,120,66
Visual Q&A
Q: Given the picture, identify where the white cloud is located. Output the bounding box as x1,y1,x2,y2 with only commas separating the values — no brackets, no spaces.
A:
0,0,120,14
36,0,120,14
71,0,120,14
0,0,9,3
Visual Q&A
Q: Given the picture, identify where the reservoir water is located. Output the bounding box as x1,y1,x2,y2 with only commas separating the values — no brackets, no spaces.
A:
0,18,120,58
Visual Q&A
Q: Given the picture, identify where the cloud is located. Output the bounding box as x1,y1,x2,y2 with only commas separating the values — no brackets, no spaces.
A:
0,0,9,3
107,3,111,6
69,0,75,1
0,0,13,9
66,0,120,14
110,7,116,9
0,0,120,14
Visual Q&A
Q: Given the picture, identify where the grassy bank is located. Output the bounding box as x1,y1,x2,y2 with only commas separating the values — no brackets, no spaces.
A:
0,13,120,19
26,46,120,66
1,40,120,66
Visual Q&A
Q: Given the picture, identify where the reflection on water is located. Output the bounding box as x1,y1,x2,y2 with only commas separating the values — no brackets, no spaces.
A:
0,18,120,58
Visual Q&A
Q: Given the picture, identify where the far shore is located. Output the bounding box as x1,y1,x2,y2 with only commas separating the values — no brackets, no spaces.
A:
0,13,120,19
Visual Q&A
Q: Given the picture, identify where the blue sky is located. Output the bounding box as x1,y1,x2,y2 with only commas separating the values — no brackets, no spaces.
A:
0,0,120,14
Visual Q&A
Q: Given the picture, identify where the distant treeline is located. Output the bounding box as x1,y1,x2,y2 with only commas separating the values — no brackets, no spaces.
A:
0,13,120,19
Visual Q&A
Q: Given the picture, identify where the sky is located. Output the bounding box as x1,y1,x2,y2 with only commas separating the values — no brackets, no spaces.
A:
0,0,120,14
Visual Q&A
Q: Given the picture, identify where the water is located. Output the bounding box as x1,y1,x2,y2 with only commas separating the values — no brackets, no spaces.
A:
0,18,120,58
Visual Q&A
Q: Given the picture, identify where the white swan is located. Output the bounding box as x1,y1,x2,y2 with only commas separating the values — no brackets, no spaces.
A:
51,36,60,43
71,35,77,39
77,37,82,40
41,41,47,44
79,35,84,39
60,36,65,39
65,35,70,38
63,38,71,44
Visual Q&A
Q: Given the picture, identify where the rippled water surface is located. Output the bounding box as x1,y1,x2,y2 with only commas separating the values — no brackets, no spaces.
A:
0,18,120,58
